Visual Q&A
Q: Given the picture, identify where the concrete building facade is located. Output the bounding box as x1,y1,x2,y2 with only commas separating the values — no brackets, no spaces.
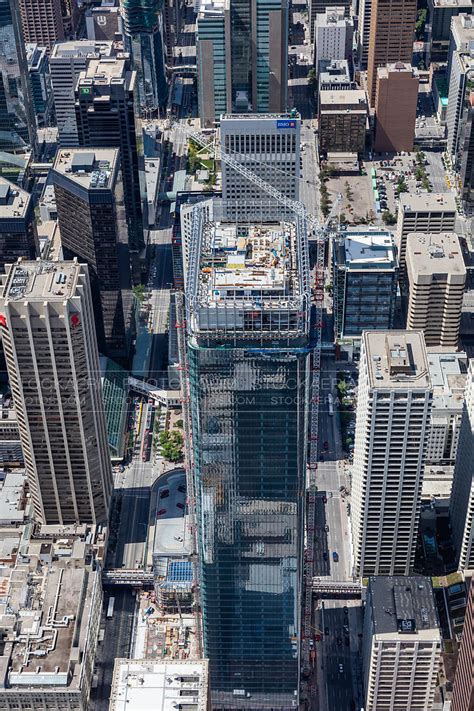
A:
374,62,419,153
406,232,466,349
450,360,474,571
310,0,350,43
220,113,300,222
0,259,113,526
395,193,457,289
357,0,372,69
426,351,468,465
446,15,474,173
366,0,417,107
352,331,432,576
50,40,115,146
314,6,353,70
451,575,474,711
363,576,442,711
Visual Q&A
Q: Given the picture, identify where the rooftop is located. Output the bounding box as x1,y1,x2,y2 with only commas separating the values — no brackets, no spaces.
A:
197,0,227,19
50,39,114,59
0,470,26,525
53,148,119,191
406,232,466,279
110,659,209,711
341,228,396,270
377,62,418,78
0,179,31,221
152,469,192,559
363,330,431,389
319,89,367,108
2,260,83,303
427,351,468,412
398,192,457,213
368,576,440,640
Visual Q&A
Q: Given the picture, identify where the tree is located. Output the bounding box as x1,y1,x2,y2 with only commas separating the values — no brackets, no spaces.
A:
307,68,317,91
415,8,427,40
382,210,397,225
133,284,146,303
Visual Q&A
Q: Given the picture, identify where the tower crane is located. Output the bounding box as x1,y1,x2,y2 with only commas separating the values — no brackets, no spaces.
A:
172,118,341,687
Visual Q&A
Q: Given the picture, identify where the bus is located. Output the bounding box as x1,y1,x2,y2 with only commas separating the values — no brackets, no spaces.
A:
327,393,334,416
106,597,115,619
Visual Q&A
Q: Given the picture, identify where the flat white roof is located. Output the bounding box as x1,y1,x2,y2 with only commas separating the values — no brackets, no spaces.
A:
110,659,209,711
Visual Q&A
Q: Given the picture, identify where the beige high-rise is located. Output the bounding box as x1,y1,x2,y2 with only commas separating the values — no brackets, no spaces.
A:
366,0,417,107
0,259,113,525
406,232,466,348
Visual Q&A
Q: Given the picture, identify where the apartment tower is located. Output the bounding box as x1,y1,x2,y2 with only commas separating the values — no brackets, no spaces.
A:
406,232,466,349
220,113,300,222
310,0,350,43
186,204,310,707
75,57,144,251
366,0,417,107
450,360,474,571
0,259,113,525
18,0,65,54
50,40,115,146
52,148,131,361
352,330,432,576
0,178,39,273
396,192,456,289
363,576,442,711
451,575,474,711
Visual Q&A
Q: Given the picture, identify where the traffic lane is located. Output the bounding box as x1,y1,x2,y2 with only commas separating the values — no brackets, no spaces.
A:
321,605,355,710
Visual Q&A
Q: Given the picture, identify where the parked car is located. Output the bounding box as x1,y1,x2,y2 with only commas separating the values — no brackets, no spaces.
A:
332,551,339,562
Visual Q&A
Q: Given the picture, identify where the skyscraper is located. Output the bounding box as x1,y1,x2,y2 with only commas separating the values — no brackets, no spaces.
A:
0,178,39,273
314,6,353,70
52,148,131,361
446,15,474,168
358,0,372,69
366,0,417,107
186,205,310,707
18,0,65,55
0,0,36,152
352,331,432,576
50,40,115,147
120,0,168,114
0,259,113,525
363,576,442,711
451,575,474,711
310,0,350,43
374,62,419,153
450,360,474,571
196,0,288,126
406,232,466,349
75,57,144,251
395,192,456,290
220,113,300,222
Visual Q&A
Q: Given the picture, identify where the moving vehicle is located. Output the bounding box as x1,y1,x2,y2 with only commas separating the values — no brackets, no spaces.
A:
106,597,115,619
327,393,334,416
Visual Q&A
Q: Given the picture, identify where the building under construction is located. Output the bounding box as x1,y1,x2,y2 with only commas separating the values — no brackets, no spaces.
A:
184,201,311,709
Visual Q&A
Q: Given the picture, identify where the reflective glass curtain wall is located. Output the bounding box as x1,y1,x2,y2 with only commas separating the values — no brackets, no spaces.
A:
189,344,308,709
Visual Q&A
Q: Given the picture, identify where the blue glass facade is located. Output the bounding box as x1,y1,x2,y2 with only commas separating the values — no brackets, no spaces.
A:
186,211,310,709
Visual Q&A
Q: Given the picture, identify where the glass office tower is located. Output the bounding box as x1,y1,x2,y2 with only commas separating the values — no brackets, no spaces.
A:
121,0,167,114
186,204,310,709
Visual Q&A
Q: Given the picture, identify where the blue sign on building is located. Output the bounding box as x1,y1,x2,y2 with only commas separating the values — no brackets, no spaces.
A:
276,119,297,129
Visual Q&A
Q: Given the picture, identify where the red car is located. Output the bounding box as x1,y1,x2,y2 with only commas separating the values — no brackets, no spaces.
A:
157,508,166,516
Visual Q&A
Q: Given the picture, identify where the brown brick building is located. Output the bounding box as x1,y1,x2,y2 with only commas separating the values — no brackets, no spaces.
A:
374,63,419,153
367,0,417,106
